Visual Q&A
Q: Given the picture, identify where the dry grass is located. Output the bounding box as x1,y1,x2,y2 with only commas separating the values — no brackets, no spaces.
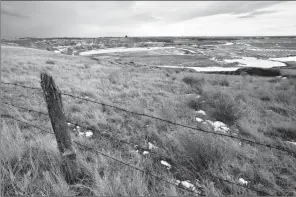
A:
1,45,296,196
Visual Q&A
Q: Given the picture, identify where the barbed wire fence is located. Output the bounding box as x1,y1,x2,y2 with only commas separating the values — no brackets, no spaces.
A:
1,74,295,196
2,81,295,156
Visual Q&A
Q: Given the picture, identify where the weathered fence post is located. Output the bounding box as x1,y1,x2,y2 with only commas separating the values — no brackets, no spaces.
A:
40,72,79,184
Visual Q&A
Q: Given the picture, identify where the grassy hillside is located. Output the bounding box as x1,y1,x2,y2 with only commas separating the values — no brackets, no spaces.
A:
1,45,296,196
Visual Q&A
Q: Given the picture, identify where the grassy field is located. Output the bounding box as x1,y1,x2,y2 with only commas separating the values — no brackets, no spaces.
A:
1,45,296,196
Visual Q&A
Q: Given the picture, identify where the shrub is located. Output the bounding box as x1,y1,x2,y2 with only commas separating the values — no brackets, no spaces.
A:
210,79,230,87
174,131,232,173
182,76,205,93
204,91,244,125
187,97,202,111
108,72,119,84
46,60,55,65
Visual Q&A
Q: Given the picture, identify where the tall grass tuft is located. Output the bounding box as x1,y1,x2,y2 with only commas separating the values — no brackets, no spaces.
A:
203,91,244,125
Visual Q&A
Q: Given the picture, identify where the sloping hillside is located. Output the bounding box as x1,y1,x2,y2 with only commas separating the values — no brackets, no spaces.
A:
1,45,296,196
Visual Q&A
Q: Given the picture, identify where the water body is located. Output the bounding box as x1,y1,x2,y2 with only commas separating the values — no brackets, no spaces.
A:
159,66,239,72
223,42,234,46
224,57,286,68
269,56,296,62
79,46,175,56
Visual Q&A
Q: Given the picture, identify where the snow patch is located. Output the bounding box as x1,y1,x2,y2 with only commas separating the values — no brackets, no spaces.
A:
224,57,286,68
159,66,240,72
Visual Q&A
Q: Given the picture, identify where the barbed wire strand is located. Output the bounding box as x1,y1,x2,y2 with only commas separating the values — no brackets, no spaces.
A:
73,141,203,196
1,113,273,195
2,81,295,157
2,101,176,165
1,114,200,196
1,114,54,134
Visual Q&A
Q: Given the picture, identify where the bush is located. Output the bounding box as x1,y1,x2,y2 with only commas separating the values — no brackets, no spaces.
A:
187,97,202,111
46,60,55,65
210,79,230,87
174,131,232,172
203,91,244,125
182,76,205,93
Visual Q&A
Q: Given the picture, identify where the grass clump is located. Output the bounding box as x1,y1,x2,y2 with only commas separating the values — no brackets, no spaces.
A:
187,97,202,111
203,91,244,125
46,60,56,65
210,78,230,87
182,76,205,93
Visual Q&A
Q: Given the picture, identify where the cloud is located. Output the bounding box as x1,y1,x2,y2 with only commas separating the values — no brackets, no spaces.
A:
1,1,295,38
1,5,29,18
136,1,284,23
237,10,279,19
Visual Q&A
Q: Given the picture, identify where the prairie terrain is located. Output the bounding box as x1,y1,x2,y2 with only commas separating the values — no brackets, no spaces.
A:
1,37,296,196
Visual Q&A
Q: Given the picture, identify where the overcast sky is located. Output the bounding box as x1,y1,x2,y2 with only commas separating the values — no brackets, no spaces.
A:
1,1,296,38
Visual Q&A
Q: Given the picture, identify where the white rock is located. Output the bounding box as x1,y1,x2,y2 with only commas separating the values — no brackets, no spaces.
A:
282,77,287,80
195,117,203,122
160,160,172,170
196,110,206,116
238,178,248,186
85,130,93,137
67,122,71,126
142,151,149,155
78,132,85,136
276,76,282,78
148,142,158,150
196,95,201,99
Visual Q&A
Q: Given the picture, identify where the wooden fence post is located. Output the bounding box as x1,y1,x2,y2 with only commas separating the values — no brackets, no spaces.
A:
40,72,79,184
